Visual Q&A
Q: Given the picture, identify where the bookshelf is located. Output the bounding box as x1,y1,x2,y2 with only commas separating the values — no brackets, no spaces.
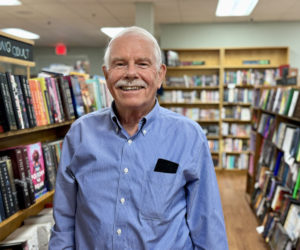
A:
161,47,289,170
246,83,300,248
0,33,72,241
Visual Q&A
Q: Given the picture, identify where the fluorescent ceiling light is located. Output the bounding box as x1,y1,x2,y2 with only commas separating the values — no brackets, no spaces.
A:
0,0,22,6
216,0,258,16
101,27,125,38
1,28,40,39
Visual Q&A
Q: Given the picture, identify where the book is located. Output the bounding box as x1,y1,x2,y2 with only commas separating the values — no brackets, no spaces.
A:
0,188,6,222
28,79,48,126
0,157,19,212
51,77,65,122
14,75,29,129
24,142,47,199
45,77,60,123
79,76,97,113
0,160,16,218
5,72,25,130
36,77,53,124
270,185,291,211
287,89,299,117
0,148,31,210
283,203,300,241
57,76,75,120
42,144,56,191
65,75,85,118
0,73,17,132
18,75,37,128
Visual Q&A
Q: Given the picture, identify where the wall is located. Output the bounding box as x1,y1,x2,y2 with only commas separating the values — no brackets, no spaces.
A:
160,21,300,70
32,47,105,76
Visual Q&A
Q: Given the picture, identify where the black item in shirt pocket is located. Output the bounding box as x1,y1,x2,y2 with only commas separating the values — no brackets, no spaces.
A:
154,158,178,174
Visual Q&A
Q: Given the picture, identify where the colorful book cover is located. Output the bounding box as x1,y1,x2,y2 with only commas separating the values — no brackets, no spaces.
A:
25,142,47,199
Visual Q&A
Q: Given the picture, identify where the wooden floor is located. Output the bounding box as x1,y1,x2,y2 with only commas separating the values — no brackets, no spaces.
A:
216,172,268,250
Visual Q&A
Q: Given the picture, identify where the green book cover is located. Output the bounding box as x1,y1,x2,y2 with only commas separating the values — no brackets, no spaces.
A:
283,89,294,116
293,168,300,199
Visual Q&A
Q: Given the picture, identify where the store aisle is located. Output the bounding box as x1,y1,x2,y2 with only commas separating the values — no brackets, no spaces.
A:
216,172,268,250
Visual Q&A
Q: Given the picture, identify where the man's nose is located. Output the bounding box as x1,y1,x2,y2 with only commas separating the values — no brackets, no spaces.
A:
125,62,138,80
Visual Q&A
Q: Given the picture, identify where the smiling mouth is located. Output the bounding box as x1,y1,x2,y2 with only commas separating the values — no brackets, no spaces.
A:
119,86,145,91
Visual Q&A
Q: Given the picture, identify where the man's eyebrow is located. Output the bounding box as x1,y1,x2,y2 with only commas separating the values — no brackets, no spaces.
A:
111,57,125,63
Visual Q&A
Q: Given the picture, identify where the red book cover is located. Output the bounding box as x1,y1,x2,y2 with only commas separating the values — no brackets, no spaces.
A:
24,142,47,199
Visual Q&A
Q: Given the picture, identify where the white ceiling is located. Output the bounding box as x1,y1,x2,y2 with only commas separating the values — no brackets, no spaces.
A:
1,0,300,47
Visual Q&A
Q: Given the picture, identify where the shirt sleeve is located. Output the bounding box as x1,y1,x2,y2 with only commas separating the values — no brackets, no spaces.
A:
186,133,229,250
48,124,80,250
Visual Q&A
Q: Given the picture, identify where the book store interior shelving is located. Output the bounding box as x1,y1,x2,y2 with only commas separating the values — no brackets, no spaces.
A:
160,47,289,171
0,32,72,241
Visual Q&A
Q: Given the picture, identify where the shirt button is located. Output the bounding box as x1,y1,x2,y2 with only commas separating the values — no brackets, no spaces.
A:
143,129,147,135
117,228,122,235
128,139,132,145
120,197,125,204
124,168,129,174
116,127,119,133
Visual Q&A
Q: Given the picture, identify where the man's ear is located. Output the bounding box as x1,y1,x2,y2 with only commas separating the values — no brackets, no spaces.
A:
157,64,167,89
102,65,108,80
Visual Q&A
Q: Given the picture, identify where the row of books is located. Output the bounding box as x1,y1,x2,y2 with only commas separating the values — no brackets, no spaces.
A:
222,107,251,120
160,90,219,103
169,107,220,120
223,138,249,152
224,69,278,86
222,123,251,137
164,50,205,67
0,140,62,222
202,124,219,137
0,72,112,132
258,114,300,161
207,140,219,152
258,87,300,118
223,88,253,103
251,106,300,248
222,153,249,169
166,74,219,87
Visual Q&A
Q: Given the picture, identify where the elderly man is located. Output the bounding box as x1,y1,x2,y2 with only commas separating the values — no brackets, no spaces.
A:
49,26,228,249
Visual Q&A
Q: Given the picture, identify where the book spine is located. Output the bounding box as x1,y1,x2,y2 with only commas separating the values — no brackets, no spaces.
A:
38,78,53,124
42,144,56,191
0,187,6,221
35,79,49,126
28,79,43,126
52,77,65,122
0,160,16,217
3,158,20,212
21,147,36,205
45,77,58,123
63,77,75,119
0,74,17,131
14,75,30,129
19,75,36,128
5,72,24,129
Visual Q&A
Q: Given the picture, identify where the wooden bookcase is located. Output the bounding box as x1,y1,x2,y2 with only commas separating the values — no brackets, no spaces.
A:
161,47,289,171
0,32,73,241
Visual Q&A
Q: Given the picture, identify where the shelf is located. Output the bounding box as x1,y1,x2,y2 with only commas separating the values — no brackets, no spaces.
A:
0,56,36,67
196,119,220,124
162,85,219,90
0,190,54,241
0,120,73,150
224,151,252,154
223,135,250,139
211,151,219,155
222,119,251,123
207,135,220,139
223,65,279,69
167,65,220,70
261,109,300,123
160,102,219,107
0,120,74,140
223,102,252,106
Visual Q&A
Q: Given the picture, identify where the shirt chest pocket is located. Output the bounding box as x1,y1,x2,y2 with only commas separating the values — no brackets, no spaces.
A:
140,171,177,220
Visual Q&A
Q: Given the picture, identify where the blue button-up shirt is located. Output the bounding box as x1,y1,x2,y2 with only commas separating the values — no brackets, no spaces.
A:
49,101,228,250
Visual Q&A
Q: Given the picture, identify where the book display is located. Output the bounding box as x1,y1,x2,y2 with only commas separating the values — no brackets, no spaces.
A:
246,64,300,248
160,47,289,170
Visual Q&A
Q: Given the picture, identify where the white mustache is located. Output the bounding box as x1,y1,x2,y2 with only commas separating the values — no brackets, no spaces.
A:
115,80,147,88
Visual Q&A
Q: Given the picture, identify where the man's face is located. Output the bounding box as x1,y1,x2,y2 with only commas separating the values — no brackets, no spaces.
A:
103,34,166,114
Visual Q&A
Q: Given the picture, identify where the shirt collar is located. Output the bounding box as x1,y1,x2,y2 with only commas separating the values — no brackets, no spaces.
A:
110,99,160,135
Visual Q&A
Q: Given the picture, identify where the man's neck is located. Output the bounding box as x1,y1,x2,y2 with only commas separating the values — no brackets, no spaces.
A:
115,102,155,137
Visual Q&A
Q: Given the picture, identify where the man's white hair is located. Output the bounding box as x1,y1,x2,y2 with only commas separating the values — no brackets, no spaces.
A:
103,26,162,70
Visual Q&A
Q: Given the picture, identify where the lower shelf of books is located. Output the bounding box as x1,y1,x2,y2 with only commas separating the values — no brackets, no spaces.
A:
0,190,54,241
